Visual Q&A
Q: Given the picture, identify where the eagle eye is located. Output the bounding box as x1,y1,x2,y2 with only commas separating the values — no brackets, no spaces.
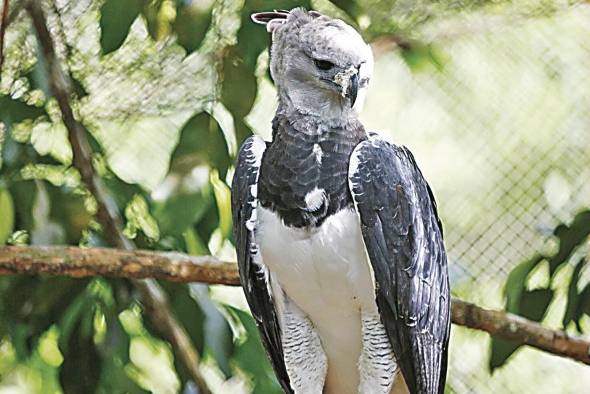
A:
314,59,335,71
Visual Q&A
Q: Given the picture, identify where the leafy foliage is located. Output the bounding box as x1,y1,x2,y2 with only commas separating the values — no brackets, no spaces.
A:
2,0,572,392
490,210,590,370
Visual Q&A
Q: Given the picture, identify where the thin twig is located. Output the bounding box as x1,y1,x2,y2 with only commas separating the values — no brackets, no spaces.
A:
0,0,9,78
24,2,211,392
1,244,589,367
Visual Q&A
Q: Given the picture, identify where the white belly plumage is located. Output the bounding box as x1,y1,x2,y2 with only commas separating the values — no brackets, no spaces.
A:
256,206,385,393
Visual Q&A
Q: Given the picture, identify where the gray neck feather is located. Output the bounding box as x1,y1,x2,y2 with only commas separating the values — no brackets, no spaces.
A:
275,86,357,128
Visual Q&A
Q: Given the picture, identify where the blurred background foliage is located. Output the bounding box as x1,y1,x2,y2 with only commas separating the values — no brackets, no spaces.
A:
0,0,589,393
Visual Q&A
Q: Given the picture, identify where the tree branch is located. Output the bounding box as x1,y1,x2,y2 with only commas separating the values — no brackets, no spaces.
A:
24,2,211,392
452,299,590,365
0,246,240,285
1,245,589,367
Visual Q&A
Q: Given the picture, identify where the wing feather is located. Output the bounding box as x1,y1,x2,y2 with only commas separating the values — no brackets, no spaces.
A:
231,135,293,393
349,137,451,394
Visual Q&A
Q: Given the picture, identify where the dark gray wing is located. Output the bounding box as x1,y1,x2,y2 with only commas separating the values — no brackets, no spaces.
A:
348,138,451,394
231,135,293,393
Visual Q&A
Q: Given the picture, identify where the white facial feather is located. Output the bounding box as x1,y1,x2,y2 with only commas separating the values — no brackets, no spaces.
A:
266,8,374,122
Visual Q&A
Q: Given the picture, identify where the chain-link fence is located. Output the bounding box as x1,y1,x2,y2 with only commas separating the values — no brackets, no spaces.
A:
2,0,590,393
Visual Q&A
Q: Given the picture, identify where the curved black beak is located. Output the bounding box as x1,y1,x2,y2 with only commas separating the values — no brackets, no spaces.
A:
346,72,359,108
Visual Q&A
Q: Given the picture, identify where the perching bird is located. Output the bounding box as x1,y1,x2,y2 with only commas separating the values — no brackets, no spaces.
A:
231,8,450,394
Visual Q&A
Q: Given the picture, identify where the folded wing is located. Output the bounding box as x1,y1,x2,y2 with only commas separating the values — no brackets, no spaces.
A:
348,138,451,394
231,135,293,393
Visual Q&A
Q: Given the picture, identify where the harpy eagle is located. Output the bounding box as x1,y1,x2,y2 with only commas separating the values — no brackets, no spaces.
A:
231,8,450,394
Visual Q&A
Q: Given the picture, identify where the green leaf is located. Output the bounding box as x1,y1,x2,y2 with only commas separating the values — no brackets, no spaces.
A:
104,172,149,210
99,0,143,55
183,227,209,255
123,194,160,241
519,288,553,321
191,285,234,377
101,308,131,364
160,282,206,354
194,195,219,254
233,119,254,150
142,0,166,40
504,255,544,313
490,288,554,371
574,283,590,332
563,257,586,328
100,358,149,394
7,180,38,235
173,2,213,54
152,185,213,247
210,170,232,239
0,276,88,359
400,42,446,72
227,307,282,394
170,111,230,178
0,95,47,126
71,75,90,99
46,183,92,245
221,49,258,120
329,0,362,20
549,210,590,274
22,61,51,98
0,187,15,245
488,338,519,373
59,312,102,394
149,283,205,389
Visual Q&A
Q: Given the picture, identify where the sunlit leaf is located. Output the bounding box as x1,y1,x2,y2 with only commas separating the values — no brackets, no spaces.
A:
6,230,29,245
99,0,143,55
123,194,160,241
210,170,232,239
141,0,175,40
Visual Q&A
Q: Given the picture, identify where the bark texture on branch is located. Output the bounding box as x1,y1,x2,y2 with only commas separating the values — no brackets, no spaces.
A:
452,299,590,365
0,246,240,285
25,3,211,392
2,245,590,367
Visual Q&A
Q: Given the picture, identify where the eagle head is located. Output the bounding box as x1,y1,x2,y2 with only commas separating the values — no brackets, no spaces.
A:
252,8,374,120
